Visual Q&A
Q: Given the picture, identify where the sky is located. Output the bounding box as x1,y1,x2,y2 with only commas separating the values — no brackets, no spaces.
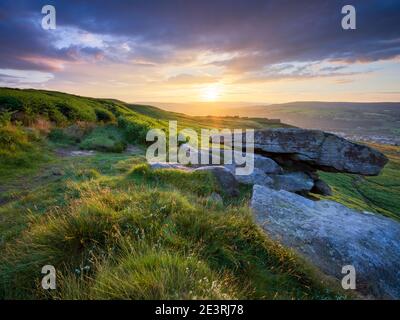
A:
0,0,399,104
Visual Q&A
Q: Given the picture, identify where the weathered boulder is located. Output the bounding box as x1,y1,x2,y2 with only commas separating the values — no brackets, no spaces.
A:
251,184,400,299
227,166,274,186
194,166,239,197
218,128,388,175
253,154,283,173
269,172,314,193
184,147,282,174
311,179,332,196
225,164,313,193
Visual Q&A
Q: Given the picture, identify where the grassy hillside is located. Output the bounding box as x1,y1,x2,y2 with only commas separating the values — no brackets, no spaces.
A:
0,87,285,131
0,88,346,299
317,143,400,221
0,148,347,299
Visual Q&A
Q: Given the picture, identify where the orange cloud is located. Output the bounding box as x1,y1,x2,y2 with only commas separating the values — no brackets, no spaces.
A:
20,55,66,71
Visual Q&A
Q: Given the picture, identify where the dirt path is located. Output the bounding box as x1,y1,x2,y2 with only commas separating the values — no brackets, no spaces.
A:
0,147,97,206
0,144,143,206
54,148,96,157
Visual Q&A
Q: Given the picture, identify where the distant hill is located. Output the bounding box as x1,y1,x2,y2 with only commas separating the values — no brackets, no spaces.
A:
136,100,400,144
141,101,259,116
220,101,400,145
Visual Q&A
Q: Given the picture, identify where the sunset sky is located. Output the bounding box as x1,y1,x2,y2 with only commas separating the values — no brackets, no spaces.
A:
0,0,399,104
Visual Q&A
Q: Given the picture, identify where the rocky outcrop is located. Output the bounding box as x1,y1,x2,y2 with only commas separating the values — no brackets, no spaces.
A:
186,146,283,174
253,154,283,174
228,169,314,193
216,128,388,176
270,172,314,193
149,128,394,299
151,129,388,196
227,167,273,186
251,184,400,299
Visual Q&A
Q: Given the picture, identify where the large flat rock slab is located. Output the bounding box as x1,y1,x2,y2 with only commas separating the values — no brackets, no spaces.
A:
251,184,400,299
219,128,388,175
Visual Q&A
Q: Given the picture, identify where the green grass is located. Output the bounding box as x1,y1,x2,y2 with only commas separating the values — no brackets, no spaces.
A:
79,125,127,152
317,143,400,220
0,88,121,125
0,124,52,181
0,145,344,300
128,164,220,197
61,246,240,300
0,154,343,299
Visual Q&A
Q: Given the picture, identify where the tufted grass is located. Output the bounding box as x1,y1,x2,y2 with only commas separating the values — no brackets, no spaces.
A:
0,151,345,300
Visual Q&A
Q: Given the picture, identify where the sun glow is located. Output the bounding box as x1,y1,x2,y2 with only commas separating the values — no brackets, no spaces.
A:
201,85,221,101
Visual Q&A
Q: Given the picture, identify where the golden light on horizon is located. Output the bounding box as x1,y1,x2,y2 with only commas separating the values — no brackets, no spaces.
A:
201,84,221,102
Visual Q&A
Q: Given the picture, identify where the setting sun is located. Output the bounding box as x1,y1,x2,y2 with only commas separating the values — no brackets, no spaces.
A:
201,85,221,101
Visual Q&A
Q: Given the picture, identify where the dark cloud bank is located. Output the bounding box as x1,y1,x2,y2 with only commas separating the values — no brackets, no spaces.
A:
0,0,399,74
